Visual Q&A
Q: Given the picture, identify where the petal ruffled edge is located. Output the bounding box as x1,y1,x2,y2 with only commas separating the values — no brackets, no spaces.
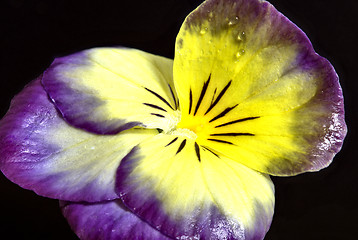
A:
61,200,172,240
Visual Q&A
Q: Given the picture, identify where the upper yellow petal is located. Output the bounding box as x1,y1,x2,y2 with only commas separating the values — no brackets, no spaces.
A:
172,0,346,176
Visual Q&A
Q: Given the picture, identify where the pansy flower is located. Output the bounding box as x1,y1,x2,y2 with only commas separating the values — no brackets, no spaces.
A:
0,0,346,239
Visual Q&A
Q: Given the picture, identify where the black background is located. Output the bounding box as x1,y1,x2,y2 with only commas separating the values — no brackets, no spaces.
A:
0,0,357,239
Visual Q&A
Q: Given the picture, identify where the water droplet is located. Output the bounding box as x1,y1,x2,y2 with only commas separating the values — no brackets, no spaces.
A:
228,16,239,26
235,49,245,59
208,11,213,21
200,27,208,35
237,31,246,42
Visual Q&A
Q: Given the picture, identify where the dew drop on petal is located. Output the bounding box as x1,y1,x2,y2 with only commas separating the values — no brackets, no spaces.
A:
200,27,208,35
228,16,239,26
237,31,246,42
208,11,213,21
235,49,245,60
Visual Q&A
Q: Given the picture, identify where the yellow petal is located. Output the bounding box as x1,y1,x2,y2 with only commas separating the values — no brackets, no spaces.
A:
117,133,274,239
173,0,346,176
43,47,180,134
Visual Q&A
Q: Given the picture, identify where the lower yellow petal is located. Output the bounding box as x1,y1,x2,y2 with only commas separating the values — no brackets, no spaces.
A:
116,133,274,239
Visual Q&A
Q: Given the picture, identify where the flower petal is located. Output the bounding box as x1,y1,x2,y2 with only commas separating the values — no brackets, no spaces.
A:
61,200,172,240
116,133,274,240
0,78,156,202
174,0,346,176
42,47,180,135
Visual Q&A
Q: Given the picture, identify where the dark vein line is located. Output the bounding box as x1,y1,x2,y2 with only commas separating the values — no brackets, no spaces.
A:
210,88,217,105
176,139,187,154
165,137,178,147
209,104,238,123
143,103,167,112
194,74,211,115
210,133,255,136
215,116,260,128
207,139,234,145
202,146,220,158
189,89,193,114
168,84,178,109
151,113,165,118
194,142,201,162
205,80,232,115
144,87,174,110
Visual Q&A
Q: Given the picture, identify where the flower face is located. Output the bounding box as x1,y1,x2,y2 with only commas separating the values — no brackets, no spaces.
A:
0,0,346,239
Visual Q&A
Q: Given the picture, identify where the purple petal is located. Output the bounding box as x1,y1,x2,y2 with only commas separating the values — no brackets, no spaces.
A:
0,78,155,202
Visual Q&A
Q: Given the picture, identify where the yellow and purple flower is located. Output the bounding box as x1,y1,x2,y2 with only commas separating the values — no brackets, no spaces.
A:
0,0,346,239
